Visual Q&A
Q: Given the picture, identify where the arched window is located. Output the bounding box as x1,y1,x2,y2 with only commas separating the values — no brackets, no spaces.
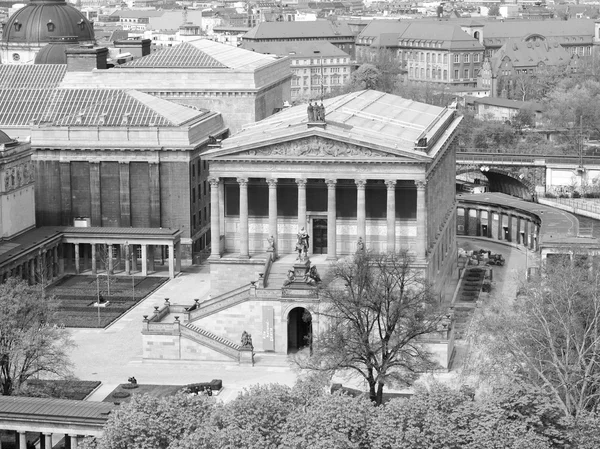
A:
421,68,425,78
426,53,430,63
474,31,480,40
426,69,430,78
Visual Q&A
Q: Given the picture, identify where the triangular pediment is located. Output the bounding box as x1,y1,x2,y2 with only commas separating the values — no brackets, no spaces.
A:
207,135,428,162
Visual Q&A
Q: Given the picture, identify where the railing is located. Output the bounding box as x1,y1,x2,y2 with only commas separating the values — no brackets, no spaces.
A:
457,150,600,166
540,196,600,216
182,323,240,360
188,285,251,322
260,253,274,288
144,322,173,334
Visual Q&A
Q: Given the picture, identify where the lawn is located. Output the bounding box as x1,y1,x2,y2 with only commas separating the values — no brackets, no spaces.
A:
24,379,101,401
47,275,169,328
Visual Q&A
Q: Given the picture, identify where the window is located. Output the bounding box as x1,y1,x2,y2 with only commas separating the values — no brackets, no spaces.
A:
420,68,424,78
426,68,430,78
464,53,469,63
454,69,459,79
432,53,436,63
474,53,480,63
454,54,459,63
443,54,448,64
410,67,414,77
192,188,196,203
426,53,430,63
443,70,447,80
464,68,469,78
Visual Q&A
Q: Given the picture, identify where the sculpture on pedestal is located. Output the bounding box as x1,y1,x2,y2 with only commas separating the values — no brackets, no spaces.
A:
241,331,253,350
296,227,310,261
356,237,365,253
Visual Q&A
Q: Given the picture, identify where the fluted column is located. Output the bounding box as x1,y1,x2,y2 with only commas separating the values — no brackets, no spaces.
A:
326,179,337,260
356,179,366,244
415,180,427,260
168,244,175,279
296,178,307,231
385,180,396,253
267,178,278,256
141,244,148,275
238,177,249,259
208,177,221,259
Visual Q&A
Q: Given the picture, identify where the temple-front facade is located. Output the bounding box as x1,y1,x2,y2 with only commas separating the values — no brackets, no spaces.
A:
142,90,461,362
205,90,461,296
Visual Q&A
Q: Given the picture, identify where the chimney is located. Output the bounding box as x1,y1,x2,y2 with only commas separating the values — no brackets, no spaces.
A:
66,46,109,72
113,39,151,59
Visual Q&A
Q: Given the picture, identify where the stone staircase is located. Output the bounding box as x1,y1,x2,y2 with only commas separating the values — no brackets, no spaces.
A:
183,323,241,361
188,284,250,322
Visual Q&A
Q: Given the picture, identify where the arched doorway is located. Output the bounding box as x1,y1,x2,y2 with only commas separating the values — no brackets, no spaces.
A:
287,307,312,353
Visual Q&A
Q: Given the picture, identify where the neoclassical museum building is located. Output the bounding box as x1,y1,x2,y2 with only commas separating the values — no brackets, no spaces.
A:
142,90,461,361
206,90,460,289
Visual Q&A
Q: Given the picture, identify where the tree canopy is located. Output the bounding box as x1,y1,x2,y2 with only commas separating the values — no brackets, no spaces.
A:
465,255,600,418
295,251,442,405
0,279,74,395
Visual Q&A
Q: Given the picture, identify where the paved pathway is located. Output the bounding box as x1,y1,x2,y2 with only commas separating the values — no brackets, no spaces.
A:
69,264,297,403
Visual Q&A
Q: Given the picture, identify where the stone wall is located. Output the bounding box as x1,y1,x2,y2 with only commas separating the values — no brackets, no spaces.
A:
209,258,266,296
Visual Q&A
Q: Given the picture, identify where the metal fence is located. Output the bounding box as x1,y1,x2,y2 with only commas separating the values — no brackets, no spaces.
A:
540,196,600,215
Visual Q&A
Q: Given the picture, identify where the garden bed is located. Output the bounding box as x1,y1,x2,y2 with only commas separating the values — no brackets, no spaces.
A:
102,384,188,404
47,275,169,328
24,379,101,401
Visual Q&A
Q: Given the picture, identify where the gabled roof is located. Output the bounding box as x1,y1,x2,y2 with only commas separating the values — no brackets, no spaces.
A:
243,20,355,40
0,64,67,89
42,89,207,127
359,21,483,51
206,90,457,161
118,39,279,70
490,38,573,72
120,41,227,68
481,19,594,44
240,40,349,58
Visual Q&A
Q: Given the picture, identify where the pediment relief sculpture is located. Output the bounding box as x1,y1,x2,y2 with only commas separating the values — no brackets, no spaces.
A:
243,138,397,159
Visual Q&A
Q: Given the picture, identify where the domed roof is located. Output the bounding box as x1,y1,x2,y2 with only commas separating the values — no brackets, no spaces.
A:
2,0,95,46
34,36,78,64
0,130,18,147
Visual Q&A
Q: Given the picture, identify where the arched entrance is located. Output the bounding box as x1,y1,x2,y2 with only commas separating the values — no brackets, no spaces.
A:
287,307,312,353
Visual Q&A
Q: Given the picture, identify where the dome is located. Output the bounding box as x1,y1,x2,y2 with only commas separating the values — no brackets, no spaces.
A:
0,130,18,147
2,0,95,46
34,36,78,64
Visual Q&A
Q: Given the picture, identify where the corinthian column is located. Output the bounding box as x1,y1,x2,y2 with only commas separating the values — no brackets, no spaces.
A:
238,177,249,259
415,180,427,260
356,179,366,244
326,179,337,260
385,180,396,253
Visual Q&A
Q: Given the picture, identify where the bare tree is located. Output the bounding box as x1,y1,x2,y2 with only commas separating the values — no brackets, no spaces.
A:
465,253,600,417
0,279,74,395
295,251,443,405
95,243,120,299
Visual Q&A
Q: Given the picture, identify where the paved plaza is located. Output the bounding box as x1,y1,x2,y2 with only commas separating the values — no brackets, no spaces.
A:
69,264,298,403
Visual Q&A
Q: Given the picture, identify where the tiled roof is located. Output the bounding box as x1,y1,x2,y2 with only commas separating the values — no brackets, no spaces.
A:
207,90,457,160
359,21,483,51
120,41,227,68
118,39,278,71
44,89,206,127
0,396,115,424
490,38,573,72
0,64,67,89
240,40,349,58
243,20,354,40
482,19,594,43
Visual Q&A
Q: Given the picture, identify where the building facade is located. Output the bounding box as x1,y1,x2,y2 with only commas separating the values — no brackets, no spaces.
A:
205,90,462,296
356,21,485,87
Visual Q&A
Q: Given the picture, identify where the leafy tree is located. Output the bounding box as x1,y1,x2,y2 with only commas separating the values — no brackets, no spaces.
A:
513,107,536,132
0,279,74,395
488,4,500,16
465,255,600,417
280,392,374,449
347,63,383,91
295,251,442,405
87,392,213,449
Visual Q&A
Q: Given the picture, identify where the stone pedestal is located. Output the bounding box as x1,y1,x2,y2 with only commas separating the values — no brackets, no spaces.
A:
239,348,254,366
293,258,310,278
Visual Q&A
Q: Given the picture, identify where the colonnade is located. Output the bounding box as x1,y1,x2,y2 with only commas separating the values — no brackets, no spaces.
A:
0,430,87,449
208,177,428,259
0,244,60,285
458,205,539,250
68,242,181,279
